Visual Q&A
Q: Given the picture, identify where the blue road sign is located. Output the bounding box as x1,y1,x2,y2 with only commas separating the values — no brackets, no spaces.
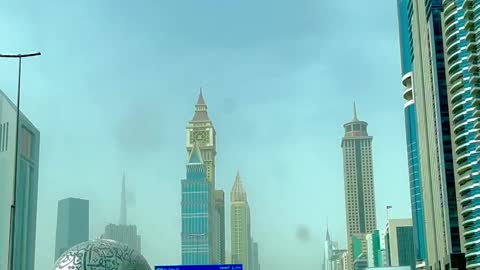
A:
155,264,243,270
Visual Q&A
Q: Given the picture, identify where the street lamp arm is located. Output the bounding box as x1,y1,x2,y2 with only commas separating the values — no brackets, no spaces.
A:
0,52,41,58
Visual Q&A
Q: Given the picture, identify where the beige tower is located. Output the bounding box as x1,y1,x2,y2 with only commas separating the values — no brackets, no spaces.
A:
186,90,216,186
230,171,250,270
341,104,377,269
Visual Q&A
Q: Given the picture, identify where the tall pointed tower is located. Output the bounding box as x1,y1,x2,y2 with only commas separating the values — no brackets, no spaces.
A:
120,173,127,225
185,90,223,264
230,171,251,270
101,173,141,252
186,90,216,186
341,103,376,269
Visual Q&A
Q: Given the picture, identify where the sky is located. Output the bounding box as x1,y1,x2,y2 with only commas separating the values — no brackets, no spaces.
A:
1,1,410,269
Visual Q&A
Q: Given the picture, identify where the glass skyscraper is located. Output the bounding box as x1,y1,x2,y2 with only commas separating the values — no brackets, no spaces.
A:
395,0,426,267
55,198,89,260
185,91,223,264
181,144,212,265
405,0,466,268
442,0,480,268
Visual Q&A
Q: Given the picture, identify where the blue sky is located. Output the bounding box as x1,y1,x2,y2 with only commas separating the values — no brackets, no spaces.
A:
1,1,410,269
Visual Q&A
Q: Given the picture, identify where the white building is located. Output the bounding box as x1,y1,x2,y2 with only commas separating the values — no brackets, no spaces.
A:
385,219,415,268
0,89,40,270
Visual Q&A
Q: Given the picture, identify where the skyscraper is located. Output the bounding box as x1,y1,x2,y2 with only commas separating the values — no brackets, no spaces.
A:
385,219,415,269
186,91,221,264
231,171,251,270
102,174,141,252
215,190,226,264
253,241,260,270
341,104,377,269
408,0,465,269
324,228,340,270
55,198,89,260
181,144,213,264
0,89,40,270
441,1,480,268
395,0,427,268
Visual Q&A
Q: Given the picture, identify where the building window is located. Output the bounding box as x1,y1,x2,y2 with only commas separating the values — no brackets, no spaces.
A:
20,127,34,160
0,122,9,152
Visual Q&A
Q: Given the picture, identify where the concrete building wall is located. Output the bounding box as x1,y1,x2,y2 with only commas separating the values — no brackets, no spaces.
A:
0,90,40,270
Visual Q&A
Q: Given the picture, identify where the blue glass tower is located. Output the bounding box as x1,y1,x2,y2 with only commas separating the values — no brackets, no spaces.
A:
396,0,426,266
181,144,212,265
442,0,480,268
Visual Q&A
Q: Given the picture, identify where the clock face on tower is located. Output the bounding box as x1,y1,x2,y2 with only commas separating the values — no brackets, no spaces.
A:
190,130,210,145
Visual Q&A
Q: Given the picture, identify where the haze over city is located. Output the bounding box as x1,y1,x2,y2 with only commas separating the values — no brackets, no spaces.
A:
1,1,413,270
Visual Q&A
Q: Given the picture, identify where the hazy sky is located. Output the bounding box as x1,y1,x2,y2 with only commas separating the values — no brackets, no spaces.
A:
1,1,410,269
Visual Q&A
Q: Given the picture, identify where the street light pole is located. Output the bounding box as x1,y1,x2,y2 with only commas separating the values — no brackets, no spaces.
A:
0,52,41,270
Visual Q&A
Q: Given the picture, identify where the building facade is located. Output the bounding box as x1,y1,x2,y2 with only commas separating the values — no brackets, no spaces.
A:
408,0,466,269
186,91,222,264
102,224,141,252
324,228,341,270
341,105,377,269
395,1,427,268
181,144,213,264
367,230,386,268
102,174,141,252
231,171,251,270
214,189,226,263
253,241,260,270
385,219,415,269
441,0,480,268
55,198,89,260
0,90,40,270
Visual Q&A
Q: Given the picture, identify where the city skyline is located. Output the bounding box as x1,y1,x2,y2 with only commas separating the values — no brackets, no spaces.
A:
1,1,412,270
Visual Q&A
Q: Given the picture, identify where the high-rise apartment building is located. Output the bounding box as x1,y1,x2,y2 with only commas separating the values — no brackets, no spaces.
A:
231,172,251,270
55,198,89,260
395,1,427,268
341,104,377,269
406,0,466,269
102,174,141,252
181,144,213,264
0,90,40,270
441,0,480,268
385,219,415,269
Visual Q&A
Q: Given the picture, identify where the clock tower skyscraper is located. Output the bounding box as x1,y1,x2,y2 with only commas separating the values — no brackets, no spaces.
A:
184,90,224,264
186,90,216,186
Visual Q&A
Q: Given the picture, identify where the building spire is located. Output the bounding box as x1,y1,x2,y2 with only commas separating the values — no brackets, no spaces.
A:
231,170,246,202
353,101,359,121
191,88,210,121
120,172,127,225
196,88,206,106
